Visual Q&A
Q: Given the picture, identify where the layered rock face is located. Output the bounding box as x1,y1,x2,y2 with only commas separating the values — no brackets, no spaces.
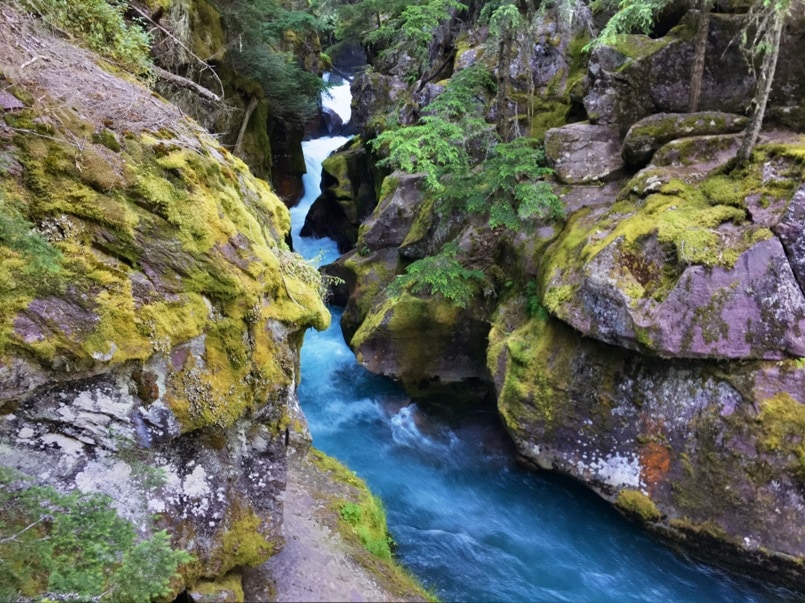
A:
0,13,327,597
326,2,805,586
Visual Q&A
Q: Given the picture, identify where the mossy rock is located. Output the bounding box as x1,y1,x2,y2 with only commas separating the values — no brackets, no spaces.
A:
622,112,748,167
539,144,805,360
350,291,492,403
616,489,662,522
0,81,328,432
189,573,245,603
488,295,805,586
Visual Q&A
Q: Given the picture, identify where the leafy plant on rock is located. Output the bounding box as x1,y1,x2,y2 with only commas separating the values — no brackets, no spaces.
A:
0,466,192,601
388,242,486,308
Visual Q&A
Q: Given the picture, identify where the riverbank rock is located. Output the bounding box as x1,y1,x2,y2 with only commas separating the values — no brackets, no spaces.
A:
488,300,805,587
256,449,430,602
0,11,328,598
302,138,380,252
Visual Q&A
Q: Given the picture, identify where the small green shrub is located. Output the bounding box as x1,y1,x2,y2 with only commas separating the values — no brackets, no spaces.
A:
525,281,548,320
0,466,192,601
388,242,486,308
16,0,152,74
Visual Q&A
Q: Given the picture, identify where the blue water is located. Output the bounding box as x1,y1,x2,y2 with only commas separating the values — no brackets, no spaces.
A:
290,83,795,603
296,308,792,603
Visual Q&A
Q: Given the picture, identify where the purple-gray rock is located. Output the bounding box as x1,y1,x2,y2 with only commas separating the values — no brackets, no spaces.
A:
544,123,625,184
359,172,425,252
775,184,805,294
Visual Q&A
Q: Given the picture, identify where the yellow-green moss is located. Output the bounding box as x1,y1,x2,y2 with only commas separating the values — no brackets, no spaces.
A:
218,505,275,571
540,145,800,311
2,92,327,437
190,573,244,603
758,393,805,480
608,34,673,63
308,449,437,602
351,292,457,381
491,312,574,433
178,0,227,61
342,252,398,327
616,489,662,522
400,192,436,249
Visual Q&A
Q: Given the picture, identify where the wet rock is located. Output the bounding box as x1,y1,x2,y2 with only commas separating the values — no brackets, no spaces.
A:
488,301,805,587
301,139,380,252
350,291,493,404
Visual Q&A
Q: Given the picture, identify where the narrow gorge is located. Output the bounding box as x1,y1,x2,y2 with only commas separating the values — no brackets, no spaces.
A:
0,0,804,601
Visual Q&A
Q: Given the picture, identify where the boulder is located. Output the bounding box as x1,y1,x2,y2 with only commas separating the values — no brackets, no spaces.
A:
488,302,805,587
622,112,747,167
583,15,805,135
301,139,380,252
351,71,412,136
544,123,625,184
540,148,805,359
322,106,344,134
774,184,805,293
358,172,426,252
349,291,493,404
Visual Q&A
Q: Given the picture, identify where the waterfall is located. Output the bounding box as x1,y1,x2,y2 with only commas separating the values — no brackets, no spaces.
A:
289,75,352,265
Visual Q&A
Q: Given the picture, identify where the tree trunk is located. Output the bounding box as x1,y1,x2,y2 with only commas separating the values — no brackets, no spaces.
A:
688,0,710,112
152,66,220,103
496,26,513,140
737,8,784,165
234,96,260,158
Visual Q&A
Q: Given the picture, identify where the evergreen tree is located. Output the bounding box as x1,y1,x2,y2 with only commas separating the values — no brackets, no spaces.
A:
213,0,329,127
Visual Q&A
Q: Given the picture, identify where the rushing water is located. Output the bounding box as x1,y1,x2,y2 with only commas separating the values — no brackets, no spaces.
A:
290,78,792,603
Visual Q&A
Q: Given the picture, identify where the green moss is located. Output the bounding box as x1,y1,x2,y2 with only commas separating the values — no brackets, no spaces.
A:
669,517,730,541
540,152,796,311
608,34,672,63
616,489,662,522
400,192,436,249
757,393,805,481
190,573,244,603
493,315,573,434
342,251,399,328
307,450,437,602
218,505,275,571
378,174,400,201
183,0,227,61
91,128,122,152
1,65,330,454
237,98,272,180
